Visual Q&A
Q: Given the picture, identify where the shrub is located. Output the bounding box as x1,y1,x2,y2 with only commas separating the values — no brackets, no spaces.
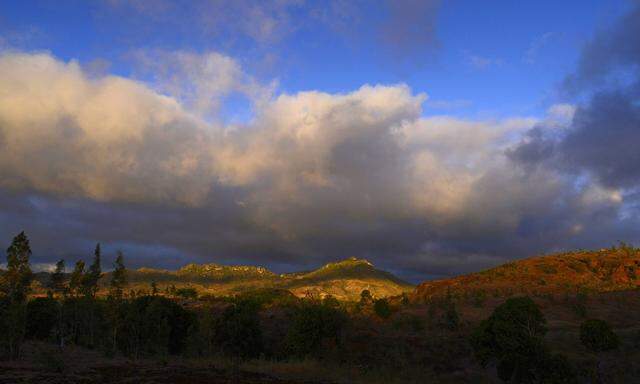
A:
118,296,195,357
471,289,487,308
359,289,373,305
174,287,198,300
215,300,263,359
538,353,578,384
441,302,459,331
285,301,346,358
373,298,392,319
580,319,619,353
26,297,59,340
470,296,556,382
572,291,588,318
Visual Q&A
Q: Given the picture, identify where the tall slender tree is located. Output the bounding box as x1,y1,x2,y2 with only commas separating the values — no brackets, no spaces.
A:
4,231,33,304
69,260,86,298
107,251,127,354
84,243,102,298
49,259,67,348
49,259,66,297
3,232,33,359
83,244,102,347
109,251,127,300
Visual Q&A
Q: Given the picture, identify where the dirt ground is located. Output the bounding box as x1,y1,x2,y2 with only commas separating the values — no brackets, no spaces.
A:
0,344,321,384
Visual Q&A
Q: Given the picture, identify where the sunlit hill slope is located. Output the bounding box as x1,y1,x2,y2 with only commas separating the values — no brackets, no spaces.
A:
411,245,640,303
100,257,414,301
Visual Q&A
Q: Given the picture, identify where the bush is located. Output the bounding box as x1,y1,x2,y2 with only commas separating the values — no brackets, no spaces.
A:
215,300,263,359
285,301,347,358
441,302,459,331
538,353,578,384
174,287,198,300
580,319,619,353
26,297,58,340
470,296,552,382
571,291,588,318
373,298,392,319
118,296,195,357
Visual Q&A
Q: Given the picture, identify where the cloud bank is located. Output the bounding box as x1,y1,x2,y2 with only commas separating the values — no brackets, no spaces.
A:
1,15,639,281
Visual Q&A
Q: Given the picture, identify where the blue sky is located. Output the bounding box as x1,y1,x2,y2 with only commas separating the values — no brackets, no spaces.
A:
0,0,639,281
1,0,630,119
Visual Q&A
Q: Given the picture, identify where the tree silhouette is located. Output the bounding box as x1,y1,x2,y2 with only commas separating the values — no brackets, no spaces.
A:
374,298,392,319
84,243,102,298
470,296,575,383
107,251,127,354
49,259,67,298
48,259,67,348
4,231,33,304
2,232,33,359
109,251,127,300
69,260,86,298
580,319,619,382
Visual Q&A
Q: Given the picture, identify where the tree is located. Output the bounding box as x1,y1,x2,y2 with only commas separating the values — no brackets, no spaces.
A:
83,243,102,298
174,287,198,300
107,251,127,355
215,300,263,359
109,251,127,300
48,259,67,348
442,301,460,331
81,244,103,348
69,260,86,297
441,290,460,331
285,300,346,358
26,297,58,340
580,319,619,383
4,231,33,303
49,259,67,297
359,289,373,305
580,319,619,353
469,296,576,383
373,298,392,319
1,232,33,359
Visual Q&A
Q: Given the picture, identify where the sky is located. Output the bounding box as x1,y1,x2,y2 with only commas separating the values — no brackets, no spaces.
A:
0,0,639,282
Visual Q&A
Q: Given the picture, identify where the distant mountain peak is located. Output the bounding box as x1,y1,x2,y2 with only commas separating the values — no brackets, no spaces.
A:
319,257,374,270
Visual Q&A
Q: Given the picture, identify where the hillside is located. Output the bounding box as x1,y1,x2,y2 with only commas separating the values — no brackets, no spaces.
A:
101,257,413,301
412,245,640,302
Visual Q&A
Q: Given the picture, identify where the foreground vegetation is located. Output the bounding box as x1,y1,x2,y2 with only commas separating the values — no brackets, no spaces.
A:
1,232,639,383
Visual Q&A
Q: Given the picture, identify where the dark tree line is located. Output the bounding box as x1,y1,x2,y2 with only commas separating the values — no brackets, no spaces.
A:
0,232,349,362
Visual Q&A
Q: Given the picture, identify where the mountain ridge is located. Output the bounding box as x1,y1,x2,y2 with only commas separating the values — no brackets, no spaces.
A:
98,257,414,301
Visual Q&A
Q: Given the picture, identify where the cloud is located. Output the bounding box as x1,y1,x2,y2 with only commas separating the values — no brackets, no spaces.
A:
0,52,216,205
1,49,638,281
563,4,640,93
512,3,640,190
130,50,275,119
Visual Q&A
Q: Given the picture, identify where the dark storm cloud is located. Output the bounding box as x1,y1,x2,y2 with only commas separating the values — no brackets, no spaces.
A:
506,127,556,169
563,3,640,93
559,3,640,188
561,86,640,188
512,3,640,190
